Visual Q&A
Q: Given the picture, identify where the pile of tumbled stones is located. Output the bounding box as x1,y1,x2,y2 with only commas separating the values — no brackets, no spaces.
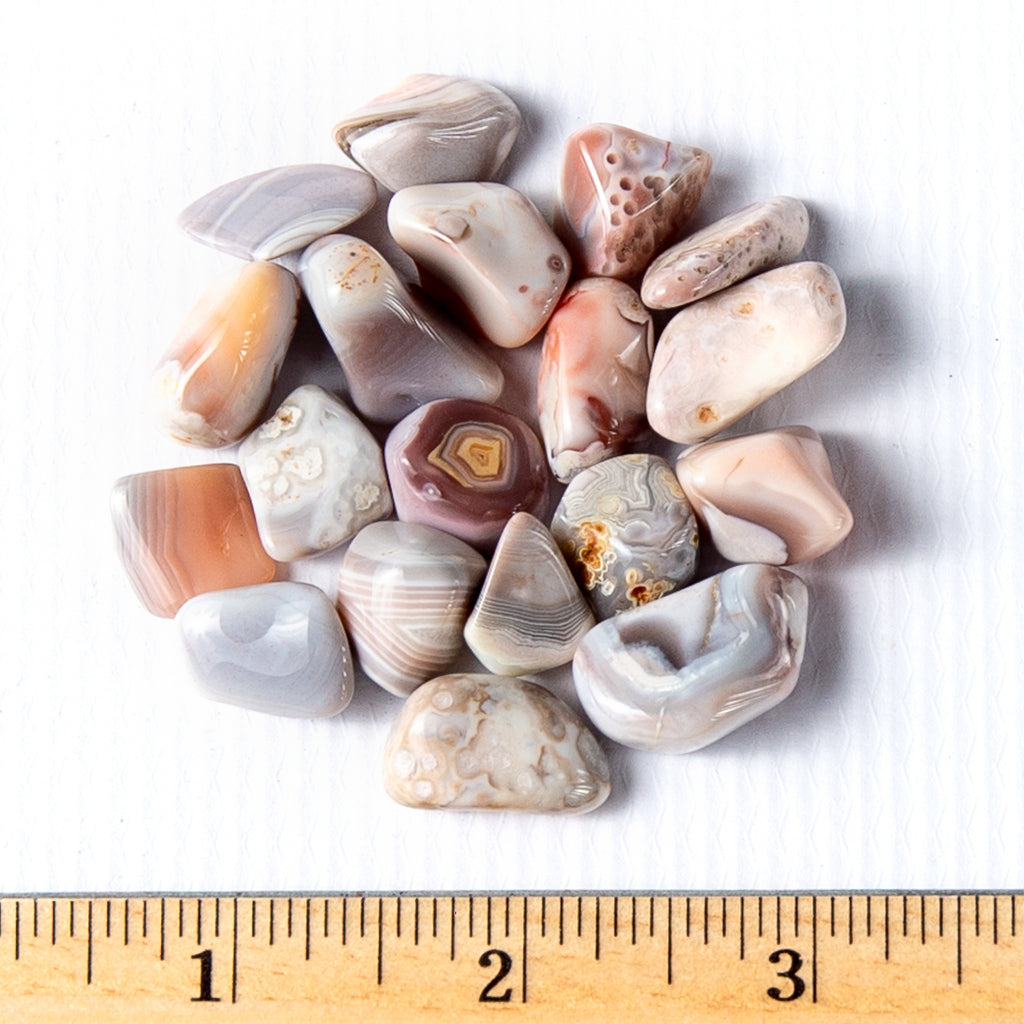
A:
112,73,853,815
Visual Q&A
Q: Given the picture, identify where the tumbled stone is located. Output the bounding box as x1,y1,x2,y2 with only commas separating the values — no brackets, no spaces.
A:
550,453,699,620
557,123,711,280
537,278,653,482
333,74,521,192
573,563,808,753
152,261,299,447
646,261,847,444
383,673,611,813
300,234,504,423
176,582,353,718
641,196,810,309
675,425,853,564
464,513,595,676
336,522,487,697
177,164,377,261
111,464,276,618
238,385,392,561
385,398,549,550
388,181,570,348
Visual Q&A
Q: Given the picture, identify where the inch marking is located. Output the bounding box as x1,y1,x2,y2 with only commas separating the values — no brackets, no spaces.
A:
812,895,818,1004
520,896,529,1004
231,897,238,1005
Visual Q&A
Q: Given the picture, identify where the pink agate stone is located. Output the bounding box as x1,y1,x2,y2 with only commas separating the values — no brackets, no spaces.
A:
675,426,853,564
537,278,653,482
385,398,549,551
557,123,711,280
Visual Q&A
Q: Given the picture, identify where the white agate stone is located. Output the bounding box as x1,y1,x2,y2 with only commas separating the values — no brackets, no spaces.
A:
336,521,487,697
573,564,808,753
464,513,595,676
238,385,392,561
383,673,611,813
675,426,853,564
333,74,521,192
176,582,354,718
388,182,571,349
646,262,846,445
300,234,504,423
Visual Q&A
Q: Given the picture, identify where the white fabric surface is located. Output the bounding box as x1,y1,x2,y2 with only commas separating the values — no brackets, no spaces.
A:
2,0,1021,893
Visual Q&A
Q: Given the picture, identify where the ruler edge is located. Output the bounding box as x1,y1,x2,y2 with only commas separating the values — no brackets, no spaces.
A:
2,889,1022,898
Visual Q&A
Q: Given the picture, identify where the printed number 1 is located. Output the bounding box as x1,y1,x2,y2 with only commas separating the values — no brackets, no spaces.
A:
191,949,221,1002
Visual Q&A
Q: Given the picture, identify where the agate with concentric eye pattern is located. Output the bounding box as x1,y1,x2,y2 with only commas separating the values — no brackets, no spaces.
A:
385,399,549,550
333,74,521,192
572,563,808,753
557,123,711,280
176,581,353,718
550,453,698,620
111,464,276,618
537,277,653,482
383,673,611,814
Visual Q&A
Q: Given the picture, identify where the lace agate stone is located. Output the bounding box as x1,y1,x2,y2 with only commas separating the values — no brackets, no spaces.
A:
239,385,392,561
573,564,809,753
333,74,521,192
557,123,711,280
385,399,549,550
550,453,699,620
177,582,353,718
383,674,611,813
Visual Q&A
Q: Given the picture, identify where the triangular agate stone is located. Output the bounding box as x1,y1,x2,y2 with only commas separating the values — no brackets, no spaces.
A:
464,512,595,675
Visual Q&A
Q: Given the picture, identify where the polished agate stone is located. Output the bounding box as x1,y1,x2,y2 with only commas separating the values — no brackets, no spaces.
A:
388,182,570,348
178,164,377,261
300,234,503,423
152,261,299,447
176,582,353,718
464,513,595,676
646,262,847,445
238,385,392,561
385,399,549,550
112,464,276,618
551,454,698,620
335,521,487,696
537,278,653,482
383,674,611,813
675,426,853,564
641,197,810,309
333,74,521,192
557,123,711,280
573,563,808,753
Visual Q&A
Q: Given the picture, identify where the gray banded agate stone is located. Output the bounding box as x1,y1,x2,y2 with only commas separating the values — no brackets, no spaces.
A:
383,674,611,814
573,564,808,753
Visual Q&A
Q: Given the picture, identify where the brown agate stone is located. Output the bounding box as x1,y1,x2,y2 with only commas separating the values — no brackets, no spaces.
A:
111,464,276,618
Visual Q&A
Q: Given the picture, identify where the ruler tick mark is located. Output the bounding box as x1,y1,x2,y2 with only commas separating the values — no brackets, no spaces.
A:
649,896,655,938
106,899,112,939
15,900,20,961
142,900,147,941
305,899,311,961
231,897,238,1005
595,898,601,960
269,899,275,946
686,896,691,939
903,894,908,937
994,895,999,945
376,897,384,986
812,896,818,1004
288,898,293,939
33,898,38,940
178,898,184,939
87,901,93,986
775,895,781,945
250,899,256,940
469,895,474,940
521,897,529,1004
848,894,853,945
433,896,438,940
740,896,745,960
830,895,836,937
795,895,800,939
51,900,57,946
487,896,492,945
159,898,165,961
214,897,220,940
414,897,420,946
758,896,763,938
505,895,511,939
866,896,871,938
578,896,583,939
360,896,366,940
197,897,202,946
541,896,546,938
559,896,564,946
703,896,709,945
957,895,963,985
976,894,981,938
884,896,890,961
667,896,673,985
921,894,926,945
722,896,727,938
70,900,75,939
396,895,402,940
939,897,945,938
449,897,455,962
613,896,618,938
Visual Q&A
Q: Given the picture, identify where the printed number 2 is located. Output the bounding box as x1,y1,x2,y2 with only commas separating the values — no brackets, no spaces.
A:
767,947,806,1002
478,948,513,1002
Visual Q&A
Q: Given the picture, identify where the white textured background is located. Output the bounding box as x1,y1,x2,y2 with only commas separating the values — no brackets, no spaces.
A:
2,0,1021,893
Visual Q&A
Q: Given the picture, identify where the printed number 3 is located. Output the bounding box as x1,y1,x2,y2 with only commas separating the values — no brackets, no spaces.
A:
767,947,806,1002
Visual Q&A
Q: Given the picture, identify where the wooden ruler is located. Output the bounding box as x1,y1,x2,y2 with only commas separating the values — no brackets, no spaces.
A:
1,892,1022,1021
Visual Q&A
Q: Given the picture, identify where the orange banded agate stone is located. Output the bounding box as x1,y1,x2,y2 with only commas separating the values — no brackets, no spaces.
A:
111,464,276,618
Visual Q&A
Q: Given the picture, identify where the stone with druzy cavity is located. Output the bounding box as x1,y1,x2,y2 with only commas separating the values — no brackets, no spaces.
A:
238,385,393,561
111,464,277,618
537,277,653,482
646,261,847,445
176,582,354,718
177,164,377,261
383,674,611,813
675,426,853,565
335,521,487,697
152,261,299,447
573,563,808,753
385,399,549,551
550,454,699,620
641,196,810,310
299,234,503,423
463,513,595,676
333,74,521,192
557,123,712,280
388,181,571,348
